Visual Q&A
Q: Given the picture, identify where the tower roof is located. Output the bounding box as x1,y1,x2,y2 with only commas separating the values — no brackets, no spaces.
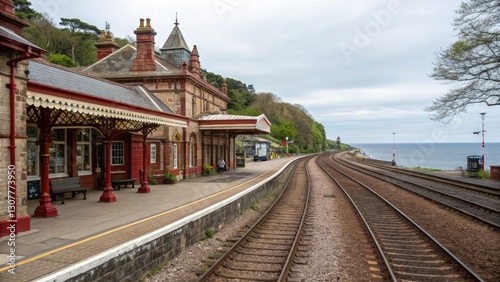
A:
161,17,189,51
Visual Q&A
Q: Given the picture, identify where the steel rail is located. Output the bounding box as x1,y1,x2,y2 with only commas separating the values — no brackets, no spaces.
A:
196,157,311,281
318,153,484,282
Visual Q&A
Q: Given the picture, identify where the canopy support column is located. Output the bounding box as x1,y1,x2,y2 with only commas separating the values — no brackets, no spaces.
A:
33,108,58,217
99,140,117,202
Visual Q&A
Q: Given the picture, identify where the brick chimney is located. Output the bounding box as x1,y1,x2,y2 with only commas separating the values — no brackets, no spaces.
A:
190,44,200,77
0,0,28,34
221,79,227,94
130,18,157,72
95,29,119,60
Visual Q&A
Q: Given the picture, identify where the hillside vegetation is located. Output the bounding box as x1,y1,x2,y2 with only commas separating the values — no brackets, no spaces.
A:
14,0,343,153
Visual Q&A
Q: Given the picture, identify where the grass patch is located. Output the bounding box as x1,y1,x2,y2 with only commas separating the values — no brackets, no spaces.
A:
140,259,168,281
249,201,260,212
205,227,215,239
411,167,441,172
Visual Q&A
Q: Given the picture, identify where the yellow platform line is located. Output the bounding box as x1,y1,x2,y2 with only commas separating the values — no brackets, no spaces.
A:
0,168,273,273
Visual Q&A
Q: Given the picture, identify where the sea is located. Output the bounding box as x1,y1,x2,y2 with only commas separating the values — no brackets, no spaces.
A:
351,143,500,171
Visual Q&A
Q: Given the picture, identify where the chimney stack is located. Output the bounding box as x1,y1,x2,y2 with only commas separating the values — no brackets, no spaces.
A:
95,27,119,60
0,0,28,34
130,18,157,72
190,45,200,76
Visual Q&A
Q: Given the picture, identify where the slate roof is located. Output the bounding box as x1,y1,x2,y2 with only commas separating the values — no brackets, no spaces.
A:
82,44,179,75
198,114,271,134
161,24,190,51
0,25,45,53
28,59,174,114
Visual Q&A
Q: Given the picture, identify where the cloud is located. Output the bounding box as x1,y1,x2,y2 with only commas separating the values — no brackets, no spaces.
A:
31,0,499,144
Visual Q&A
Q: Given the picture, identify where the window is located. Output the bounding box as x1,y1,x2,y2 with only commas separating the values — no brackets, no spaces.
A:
49,129,66,174
205,144,210,165
111,141,124,165
27,126,38,177
173,143,178,169
77,129,91,173
189,136,195,167
150,143,157,164
192,95,196,117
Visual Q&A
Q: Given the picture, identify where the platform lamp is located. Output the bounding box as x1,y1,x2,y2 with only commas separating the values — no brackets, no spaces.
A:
392,132,396,166
286,136,289,155
473,112,486,171
480,113,486,170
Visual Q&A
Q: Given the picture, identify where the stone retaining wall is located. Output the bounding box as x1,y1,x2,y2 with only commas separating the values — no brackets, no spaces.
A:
59,161,295,282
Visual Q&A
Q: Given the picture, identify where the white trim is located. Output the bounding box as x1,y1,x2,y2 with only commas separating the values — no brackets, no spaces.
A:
27,91,187,128
137,86,162,112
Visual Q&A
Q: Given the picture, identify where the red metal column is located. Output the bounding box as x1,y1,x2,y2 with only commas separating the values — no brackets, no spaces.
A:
33,109,58,217
138,134,150,193
99,140,117,202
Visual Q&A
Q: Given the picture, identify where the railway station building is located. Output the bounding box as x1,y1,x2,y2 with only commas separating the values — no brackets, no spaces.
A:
0,0,271,237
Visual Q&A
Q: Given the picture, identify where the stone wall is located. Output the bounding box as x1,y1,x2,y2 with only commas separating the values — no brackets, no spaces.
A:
48,161,295,281
0,51,30,235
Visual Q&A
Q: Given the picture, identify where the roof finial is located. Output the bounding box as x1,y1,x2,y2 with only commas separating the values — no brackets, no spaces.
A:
174,12,179,26
105,22,110,33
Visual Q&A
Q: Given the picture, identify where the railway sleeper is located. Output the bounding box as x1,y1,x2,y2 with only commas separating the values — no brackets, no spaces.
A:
395,270,465,280
222,263,283,272
236,249,288,257
250,233,295,240
241,244,292,251
214,271,278,282
234,257,285,264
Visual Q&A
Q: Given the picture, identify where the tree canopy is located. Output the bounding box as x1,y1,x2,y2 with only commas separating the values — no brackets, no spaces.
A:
426,0,500,122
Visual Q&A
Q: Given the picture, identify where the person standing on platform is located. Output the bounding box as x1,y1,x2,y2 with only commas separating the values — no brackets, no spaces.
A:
217,157,226,174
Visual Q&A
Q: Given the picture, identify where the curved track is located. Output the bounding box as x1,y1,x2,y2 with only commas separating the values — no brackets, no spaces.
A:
338,153,500,228
196,157,312,281
318,154,484,281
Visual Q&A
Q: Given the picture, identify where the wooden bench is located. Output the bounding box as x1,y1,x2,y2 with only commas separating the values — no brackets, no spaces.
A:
111,178,136,190
50,177,88,204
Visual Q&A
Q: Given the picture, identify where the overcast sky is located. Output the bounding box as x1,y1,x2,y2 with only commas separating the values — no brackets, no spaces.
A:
32,0,499,144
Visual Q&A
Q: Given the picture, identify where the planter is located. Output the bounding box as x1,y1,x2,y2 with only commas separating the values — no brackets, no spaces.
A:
163,179,176,184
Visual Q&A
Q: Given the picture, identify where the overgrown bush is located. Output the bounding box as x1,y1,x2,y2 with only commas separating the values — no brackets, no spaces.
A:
478,170,490,179
203,164,216,176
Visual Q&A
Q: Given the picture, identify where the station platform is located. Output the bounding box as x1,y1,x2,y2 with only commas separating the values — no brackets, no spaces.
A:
0,156,299,281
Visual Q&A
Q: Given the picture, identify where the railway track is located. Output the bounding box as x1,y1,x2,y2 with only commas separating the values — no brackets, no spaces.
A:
343,153,500,197
196,157,312,281
337,153,500,228
318,154,484,281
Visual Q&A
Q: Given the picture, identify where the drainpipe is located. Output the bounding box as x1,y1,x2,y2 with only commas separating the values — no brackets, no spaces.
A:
6,53,31,234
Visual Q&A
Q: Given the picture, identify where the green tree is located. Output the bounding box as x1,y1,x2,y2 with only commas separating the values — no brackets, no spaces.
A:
47,53,76,67
13,0,40,20
426,0,500,122
59,18,99,65
336,136,341,149
59,18,100,36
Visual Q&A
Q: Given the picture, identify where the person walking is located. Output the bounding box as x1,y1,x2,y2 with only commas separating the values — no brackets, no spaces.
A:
217,157,226,174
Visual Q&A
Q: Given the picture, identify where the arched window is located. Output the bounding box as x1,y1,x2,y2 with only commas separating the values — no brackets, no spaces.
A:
172,132,182,169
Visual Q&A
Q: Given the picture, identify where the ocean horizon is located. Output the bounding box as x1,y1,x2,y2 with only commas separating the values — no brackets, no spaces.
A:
351,142,500,171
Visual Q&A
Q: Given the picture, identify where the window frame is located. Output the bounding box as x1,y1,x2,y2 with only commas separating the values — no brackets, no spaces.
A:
150,143,157,164
77,128,92,175
111,141,125,165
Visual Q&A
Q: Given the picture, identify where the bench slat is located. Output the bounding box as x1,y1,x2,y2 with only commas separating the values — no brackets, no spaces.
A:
50,177,88,204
